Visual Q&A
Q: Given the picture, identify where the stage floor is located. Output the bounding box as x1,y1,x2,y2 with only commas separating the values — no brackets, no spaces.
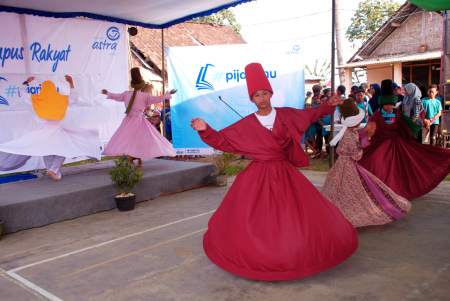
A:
0,159,217,234
0,171,449,301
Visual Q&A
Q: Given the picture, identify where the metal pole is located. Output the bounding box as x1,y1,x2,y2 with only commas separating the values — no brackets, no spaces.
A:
329,0,336,167
162,28,166,138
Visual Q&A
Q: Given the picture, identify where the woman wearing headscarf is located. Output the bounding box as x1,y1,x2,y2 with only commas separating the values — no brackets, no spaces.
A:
368,83,381,112
101,68,176,167
358,80,450,200
402,83,425,142
0,76,101,181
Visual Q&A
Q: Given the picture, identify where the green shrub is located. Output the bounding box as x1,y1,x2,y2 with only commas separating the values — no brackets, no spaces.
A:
212,149,238,175
109,155,144,196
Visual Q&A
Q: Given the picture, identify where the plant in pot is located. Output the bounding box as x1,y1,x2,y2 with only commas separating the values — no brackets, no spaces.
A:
211,149,238,187
109,155,144,211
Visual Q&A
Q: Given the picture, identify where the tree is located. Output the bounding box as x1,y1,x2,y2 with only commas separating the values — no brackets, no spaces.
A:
191,9,242,36
305,59,331,86
346,0,401,45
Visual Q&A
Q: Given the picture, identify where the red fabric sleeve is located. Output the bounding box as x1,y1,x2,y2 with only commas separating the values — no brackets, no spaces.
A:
283,103,336,131
198,124,235,153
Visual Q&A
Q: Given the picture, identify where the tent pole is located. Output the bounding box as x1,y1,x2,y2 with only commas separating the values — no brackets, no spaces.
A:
329,0,336,167
162,28,166,138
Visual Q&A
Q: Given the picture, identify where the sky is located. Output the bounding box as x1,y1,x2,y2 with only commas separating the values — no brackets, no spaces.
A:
231,0,405,84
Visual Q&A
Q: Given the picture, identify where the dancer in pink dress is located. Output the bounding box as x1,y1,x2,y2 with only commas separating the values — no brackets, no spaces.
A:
101,68,177,167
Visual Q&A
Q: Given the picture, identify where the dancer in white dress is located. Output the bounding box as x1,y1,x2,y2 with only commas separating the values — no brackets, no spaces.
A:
0,76,101,181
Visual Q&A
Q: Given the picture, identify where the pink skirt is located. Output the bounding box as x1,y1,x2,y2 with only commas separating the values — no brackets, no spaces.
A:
102,115,176,159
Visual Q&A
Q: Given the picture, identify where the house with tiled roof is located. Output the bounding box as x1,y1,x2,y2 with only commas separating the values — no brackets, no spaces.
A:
129,22,247,92
338,1,443,94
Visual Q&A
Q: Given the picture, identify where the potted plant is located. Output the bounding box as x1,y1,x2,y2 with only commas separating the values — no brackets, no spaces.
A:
211,149,238,187
109,155,144,211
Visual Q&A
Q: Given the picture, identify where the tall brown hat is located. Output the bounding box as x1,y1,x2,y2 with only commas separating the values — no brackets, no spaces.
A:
339,98,360,120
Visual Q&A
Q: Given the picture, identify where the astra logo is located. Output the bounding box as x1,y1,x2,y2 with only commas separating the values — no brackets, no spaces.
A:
287,44,300,55
106,27,120,41
195,64,277,91
92,27,119,51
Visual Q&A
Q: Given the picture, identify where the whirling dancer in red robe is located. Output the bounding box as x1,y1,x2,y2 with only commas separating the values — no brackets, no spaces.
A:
358,79,450,200
190,63,358,281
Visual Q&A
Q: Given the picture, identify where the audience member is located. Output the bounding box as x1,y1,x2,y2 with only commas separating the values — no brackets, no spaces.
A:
403,83,425,143
369,83,381,112
337,85,346,99
355,89,373,123
361,83,371,98
312,85,322,95
304,103,319,158
392,82,404,103
305,91,312,105
422,84,442,146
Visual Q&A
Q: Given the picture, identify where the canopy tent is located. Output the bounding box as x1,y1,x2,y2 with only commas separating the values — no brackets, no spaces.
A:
406,0,450,11
0,0,252,29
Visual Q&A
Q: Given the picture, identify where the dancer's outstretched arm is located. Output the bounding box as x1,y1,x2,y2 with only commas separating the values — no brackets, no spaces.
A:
191,118,238,154
102,89,126,102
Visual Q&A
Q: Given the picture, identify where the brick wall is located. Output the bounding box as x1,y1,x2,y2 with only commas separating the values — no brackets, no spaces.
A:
370,11,443,58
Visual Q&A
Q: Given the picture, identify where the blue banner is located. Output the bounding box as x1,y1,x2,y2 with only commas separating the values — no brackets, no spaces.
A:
167,43,305,155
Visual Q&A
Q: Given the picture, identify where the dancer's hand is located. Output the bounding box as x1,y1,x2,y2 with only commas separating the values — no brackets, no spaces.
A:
191,118,207,131
65,75,74,88
25,77,35,84
327,95,344,107
365,121,376,139
102,89,108,95
170,89,177,94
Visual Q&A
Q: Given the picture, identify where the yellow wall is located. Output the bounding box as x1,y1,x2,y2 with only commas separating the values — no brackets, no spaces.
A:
367,64,393,85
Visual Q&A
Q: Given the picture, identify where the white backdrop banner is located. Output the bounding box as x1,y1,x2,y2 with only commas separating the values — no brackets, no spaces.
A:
167,43,305,155
0,12,129,174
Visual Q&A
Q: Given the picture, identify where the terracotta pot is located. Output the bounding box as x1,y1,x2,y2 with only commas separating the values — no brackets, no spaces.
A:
211,173,228,187
115,194,136,211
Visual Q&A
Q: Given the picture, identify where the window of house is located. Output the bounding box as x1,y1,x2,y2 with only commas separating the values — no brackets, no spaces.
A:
402,59,442,88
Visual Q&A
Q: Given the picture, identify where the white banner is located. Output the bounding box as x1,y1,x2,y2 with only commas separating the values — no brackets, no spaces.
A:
0,12,129,174
167,43,305,155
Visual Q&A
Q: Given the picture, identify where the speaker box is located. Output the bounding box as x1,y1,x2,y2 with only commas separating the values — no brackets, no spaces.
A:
441,111,450,134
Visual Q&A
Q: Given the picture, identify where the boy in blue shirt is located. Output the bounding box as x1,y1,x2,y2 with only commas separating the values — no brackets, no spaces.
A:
422,84,442,146
355,89,372,123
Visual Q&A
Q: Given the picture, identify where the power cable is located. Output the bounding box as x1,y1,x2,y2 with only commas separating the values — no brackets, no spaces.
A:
241,10,331,26
241,9,425,28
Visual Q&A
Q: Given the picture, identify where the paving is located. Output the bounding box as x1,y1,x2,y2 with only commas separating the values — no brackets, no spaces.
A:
0,170,449,301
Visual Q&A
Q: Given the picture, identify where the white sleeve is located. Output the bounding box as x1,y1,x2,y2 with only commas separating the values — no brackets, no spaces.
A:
19,86,32,106
68,88,79,105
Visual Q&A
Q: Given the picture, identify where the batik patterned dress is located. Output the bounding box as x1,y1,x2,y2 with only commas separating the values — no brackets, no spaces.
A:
322,128,411,228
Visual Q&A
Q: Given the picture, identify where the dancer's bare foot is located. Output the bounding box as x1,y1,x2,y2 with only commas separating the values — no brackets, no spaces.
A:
138,159,143,168
128,157,136,168
47,171,61,181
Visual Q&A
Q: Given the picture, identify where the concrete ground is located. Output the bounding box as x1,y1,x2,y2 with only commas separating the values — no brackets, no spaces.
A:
0,171,449,301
